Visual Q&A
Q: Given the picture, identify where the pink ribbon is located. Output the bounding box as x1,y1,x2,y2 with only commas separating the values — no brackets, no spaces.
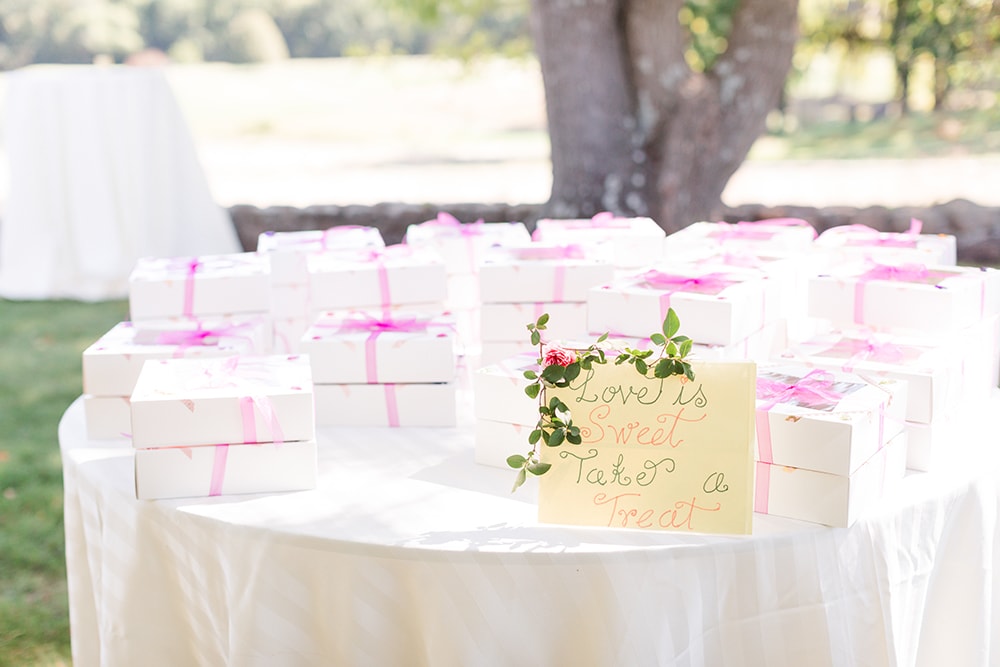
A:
818,336,914,372
531,212,631,240
738,217,818,238
755,370,844,464
150,321,259,358
182,260,201,317
384,384,400,427
332,314,441,384
754,462,770,514
852,262,952,324
209,444,229,496
510,244,585,261
638,270,736,320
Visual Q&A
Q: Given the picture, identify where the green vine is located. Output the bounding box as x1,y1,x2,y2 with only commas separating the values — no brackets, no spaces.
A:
506,308,696,492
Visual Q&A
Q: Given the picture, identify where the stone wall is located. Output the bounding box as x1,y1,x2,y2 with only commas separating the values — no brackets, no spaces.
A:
229,198,1000,266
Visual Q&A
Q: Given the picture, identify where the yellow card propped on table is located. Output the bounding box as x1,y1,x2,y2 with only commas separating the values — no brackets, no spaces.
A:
538,361,756,534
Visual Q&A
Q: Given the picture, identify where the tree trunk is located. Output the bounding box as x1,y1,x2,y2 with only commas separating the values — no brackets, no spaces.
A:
530,0,798,232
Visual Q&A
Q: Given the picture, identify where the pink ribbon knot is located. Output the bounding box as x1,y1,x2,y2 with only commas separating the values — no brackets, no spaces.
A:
639,270,737,321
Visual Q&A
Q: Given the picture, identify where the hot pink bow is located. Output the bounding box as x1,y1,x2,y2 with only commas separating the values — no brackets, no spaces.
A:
639,270,735,294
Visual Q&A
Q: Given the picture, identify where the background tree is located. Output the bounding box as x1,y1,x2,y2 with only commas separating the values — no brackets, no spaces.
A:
530,0,798,230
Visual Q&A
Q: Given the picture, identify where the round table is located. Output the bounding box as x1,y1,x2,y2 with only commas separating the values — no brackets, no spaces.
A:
0,65,240,301
60,392,1000,667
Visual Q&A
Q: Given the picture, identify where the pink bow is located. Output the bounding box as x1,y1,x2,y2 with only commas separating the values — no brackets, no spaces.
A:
639,270,734,293
756,369,844,411
421,212,486,235
818,336,911,373
852,261,952,324
510,244,585,261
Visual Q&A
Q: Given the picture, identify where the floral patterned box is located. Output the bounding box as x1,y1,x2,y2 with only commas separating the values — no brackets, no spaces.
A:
130,355,315,449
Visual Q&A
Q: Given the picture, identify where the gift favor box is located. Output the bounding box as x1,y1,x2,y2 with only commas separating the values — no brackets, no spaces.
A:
473,353,541,425
314,382,456,427
128,253,271,321
479,341,537,367
300,311,456,384
135,439,318,500
779,330,961,424
258,226,385,285
404,214,531,275
479,244,615,304
754,430,907,528
808,261,997,333
475,419,536,469
83,318,270,397
83,395,132,440
755,364,907,477
480,302,588,343
664,219,817,254
130,355,315,448
531,214,666,268
308,245,448,311
813,221,956,267
587,267,782,345
689,320,789,363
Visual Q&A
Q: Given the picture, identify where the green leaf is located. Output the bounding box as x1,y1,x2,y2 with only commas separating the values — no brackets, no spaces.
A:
506,454,527,468
684,363,696,381
527,461,552,476
536,313,550,327
528,429,542,445
663,308,680,338
654,358,673,378
525,383,541,399
597,332,609,342
541,364,565,383
635,358,648,374
530,330,541,346
580,358,592,370
679,339,693,357
547,428,565,447
672,335,690,344
549,395,565,411
511,467,527,492
566,430,582,445
523,370,538,380
650,333,666,346
563,362,581,381
666,341,677,357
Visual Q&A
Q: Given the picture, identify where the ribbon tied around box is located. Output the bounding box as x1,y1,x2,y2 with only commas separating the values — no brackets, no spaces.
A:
638,269,738,321
852,261,954,324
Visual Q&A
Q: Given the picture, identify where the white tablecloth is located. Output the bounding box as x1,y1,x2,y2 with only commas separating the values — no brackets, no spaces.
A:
60,391,1000,667
0,65,240,301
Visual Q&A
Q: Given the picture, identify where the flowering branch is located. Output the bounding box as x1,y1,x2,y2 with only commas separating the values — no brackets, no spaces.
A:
506,308,695,492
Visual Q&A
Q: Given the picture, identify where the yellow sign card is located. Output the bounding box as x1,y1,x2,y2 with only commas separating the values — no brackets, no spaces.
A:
538,360,756,534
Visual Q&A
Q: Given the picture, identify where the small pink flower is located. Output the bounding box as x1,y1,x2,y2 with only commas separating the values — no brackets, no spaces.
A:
544,346,574,367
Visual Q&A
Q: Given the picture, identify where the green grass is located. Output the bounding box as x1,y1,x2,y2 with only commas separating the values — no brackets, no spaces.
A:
0,299,128,667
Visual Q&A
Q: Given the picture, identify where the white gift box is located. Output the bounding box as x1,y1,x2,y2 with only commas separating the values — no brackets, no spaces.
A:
753,430,907,528
531,214,665,268
83,318,270,397
134,439,317,500
813,222,956,266
905,418,960,472
446,273,482,310
479,244,615,303
755,364,907,476
128,253,271,321
690,320,789,363
270,282,313,319
780,330,961,424
404,215,531,275
272,316,312,354
300,311,456,384
258,226,385,284
83,395,132,440
475,419,535,469
480,302,588,342
808,261,995,332
308,245,448,311
314,382,456,426
479,341,537,366
130,355,315,449
472,353,540,425
587,267,781,345
664,219,817,254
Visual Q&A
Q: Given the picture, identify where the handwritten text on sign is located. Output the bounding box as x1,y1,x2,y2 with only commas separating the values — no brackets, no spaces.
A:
538,361,756,534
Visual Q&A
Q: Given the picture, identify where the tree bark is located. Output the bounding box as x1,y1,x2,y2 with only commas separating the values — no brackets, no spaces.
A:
530,0,798,231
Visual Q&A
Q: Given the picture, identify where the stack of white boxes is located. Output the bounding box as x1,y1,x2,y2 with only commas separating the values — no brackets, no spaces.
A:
257,226,386,352
478,243,615,365
301,243,454,425
752,363,909,527
800,232,1000,471
81,317,270,439
531,214,666,270
404,213,531,356
129,355,317,500
472,353,542,468
301,310,459,427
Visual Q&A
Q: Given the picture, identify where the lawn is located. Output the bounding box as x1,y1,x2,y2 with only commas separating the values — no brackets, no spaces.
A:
0,299,128,667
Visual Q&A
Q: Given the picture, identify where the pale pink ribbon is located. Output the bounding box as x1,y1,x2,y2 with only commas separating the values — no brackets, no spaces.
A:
182,259,201,317
531,212,630,240
818,336,911,373
384,384,400,427
754,462,771,514
852,262,953,324
738,217,818,238
329,314,445,383
151,321,258,358
510,244,585,302
419,212,487,272
360,247,414,311
839,218,924,249
638,270,736,320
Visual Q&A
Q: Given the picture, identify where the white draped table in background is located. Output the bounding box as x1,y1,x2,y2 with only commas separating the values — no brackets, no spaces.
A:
0,65,240,301
60,391,1000,667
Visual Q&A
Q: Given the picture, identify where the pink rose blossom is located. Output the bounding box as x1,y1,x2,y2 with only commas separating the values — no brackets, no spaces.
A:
544,346,574,367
